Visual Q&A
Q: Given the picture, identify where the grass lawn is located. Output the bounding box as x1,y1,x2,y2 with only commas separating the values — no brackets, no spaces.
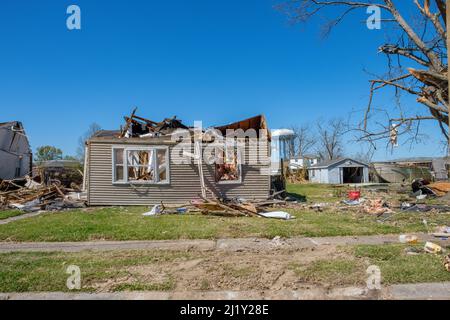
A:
0,210,25,220
0,183,448,242
291,244,450,286
1,244,449,292
0,250,184,293
286,183,342,203
0,206,445,242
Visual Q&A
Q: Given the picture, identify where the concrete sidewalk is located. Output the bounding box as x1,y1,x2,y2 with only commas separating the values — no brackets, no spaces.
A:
0,233,448,253
1,282,449,300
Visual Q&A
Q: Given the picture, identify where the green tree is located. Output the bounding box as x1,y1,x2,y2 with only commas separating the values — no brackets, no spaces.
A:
34,146,63,163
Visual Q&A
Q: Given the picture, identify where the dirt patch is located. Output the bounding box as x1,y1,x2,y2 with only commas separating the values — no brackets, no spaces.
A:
89,245,349,292
85,246,350,293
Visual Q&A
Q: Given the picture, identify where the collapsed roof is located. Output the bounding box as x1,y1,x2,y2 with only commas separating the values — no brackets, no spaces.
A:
91,108,269,141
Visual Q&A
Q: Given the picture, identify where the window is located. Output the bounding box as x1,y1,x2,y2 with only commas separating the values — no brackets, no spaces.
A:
112,147,169,184
215,143,241,183
113,148,125,182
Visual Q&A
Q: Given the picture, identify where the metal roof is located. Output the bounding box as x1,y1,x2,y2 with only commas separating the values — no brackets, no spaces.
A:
309,158,368,169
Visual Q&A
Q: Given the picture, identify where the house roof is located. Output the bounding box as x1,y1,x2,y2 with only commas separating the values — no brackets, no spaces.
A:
309,158,368,169
0,121,24,130
89,114,270,143
214,114,270,139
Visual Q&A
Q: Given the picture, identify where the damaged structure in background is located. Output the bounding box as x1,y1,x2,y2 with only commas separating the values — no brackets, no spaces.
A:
33,160,83,189
372,157,449,183
0,121,32,180
0,122,86,212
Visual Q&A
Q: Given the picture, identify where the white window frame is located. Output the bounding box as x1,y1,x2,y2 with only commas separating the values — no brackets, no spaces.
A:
215,143,243,185
112,146,170,185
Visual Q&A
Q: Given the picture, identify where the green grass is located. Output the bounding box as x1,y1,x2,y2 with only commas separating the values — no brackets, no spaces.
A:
290,244,450,286
286,183,342,203
354,244,450,284
0,182,447,242
0,210,24,220
290,258,367,286
0,250,186,292
2,244,448,292
0,205,443,242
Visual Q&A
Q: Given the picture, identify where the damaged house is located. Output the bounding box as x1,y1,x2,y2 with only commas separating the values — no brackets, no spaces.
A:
85,110,271,206
0,121,32,180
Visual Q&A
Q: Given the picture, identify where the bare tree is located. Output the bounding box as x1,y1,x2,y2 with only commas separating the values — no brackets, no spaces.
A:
290,124,316,157
77,123,102,162
315,118,346,160
279,0,448,147
352,146,375,163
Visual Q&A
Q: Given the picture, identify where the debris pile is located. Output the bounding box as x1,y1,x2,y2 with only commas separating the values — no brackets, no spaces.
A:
33,160,83,189
362,198,393,215
190,195,289,218
412,178,450,197
444,255,450,272
0,177,86,212
119,107,188,138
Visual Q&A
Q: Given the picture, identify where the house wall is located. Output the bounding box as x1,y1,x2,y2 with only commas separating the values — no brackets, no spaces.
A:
309,168,328,183
328,167,341,184
87,140,271,205
0,125,32,180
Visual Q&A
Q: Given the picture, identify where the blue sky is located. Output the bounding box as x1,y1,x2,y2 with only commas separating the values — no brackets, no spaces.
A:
0,0,445,160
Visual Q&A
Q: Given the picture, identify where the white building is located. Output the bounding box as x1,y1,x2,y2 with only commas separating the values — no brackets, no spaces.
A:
308,158,369,184
289,155,320,171
0,121,32,180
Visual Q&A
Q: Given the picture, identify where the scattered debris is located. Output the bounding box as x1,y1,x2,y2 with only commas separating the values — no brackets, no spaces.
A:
412,179,450,197
362,198,393,216
424,242,443,254
398,234,418,244
270,236,285,247
0,177,86,212
342,198,364,206
444,255,450,272
257,211,293,220
143,204,165,216
401,203,450,213
404,247,423,256
431,225,450,239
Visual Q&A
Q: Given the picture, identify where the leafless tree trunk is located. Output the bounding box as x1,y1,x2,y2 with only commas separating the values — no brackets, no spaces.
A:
315,118,346,160
279,0,448,147
77,123,102,162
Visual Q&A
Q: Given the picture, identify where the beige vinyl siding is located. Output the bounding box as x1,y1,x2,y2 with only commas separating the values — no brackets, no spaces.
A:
87,140,270,206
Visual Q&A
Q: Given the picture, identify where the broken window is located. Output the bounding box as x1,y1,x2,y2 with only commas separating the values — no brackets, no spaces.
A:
112,147,169,184
113,148,125,182
127,150,154,182
215,144,241,183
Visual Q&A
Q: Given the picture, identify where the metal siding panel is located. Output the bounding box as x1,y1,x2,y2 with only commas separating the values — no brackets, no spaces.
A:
88,141,270,205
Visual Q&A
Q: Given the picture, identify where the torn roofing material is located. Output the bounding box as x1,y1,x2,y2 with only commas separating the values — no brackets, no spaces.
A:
89,109,269,141
214,114,270,139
